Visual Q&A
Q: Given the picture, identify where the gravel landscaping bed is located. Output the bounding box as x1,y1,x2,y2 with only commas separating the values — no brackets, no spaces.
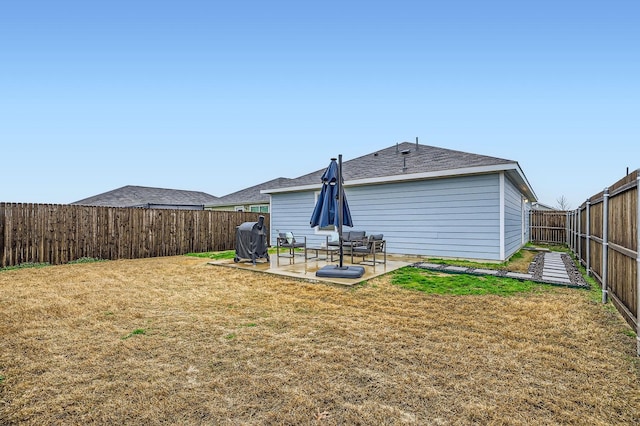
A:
528,252,588,288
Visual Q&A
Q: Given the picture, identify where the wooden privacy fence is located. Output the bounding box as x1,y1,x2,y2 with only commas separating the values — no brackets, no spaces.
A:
570,170,638,333
569,170,639,356
0,203,270,268
529,210,568,244
529,169,639,356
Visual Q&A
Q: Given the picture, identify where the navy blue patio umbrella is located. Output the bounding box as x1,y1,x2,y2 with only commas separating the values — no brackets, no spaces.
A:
309,157,353,229
310,155,364,278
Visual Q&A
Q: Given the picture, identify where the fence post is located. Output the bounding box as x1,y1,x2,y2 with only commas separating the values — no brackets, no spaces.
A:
586,199,591,276
602,187,609,304
565,211,570,248
577,206,582,263
636,172,640,356
573,207,580,255
576,209,580,255
569,211,573,252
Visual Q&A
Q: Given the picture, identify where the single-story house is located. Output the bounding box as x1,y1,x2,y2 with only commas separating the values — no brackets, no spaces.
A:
262,142,537,262
205,178,292,213
72,185,219,210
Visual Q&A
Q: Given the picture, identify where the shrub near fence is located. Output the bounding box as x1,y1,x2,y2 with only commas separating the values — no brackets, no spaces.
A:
0,203,270,268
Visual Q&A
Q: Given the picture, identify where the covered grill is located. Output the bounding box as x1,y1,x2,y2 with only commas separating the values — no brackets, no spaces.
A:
233,215,270,265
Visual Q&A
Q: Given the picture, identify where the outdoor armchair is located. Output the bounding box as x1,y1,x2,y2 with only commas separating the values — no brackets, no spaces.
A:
327,231,367,253
351,234,386,265
276,232,307,259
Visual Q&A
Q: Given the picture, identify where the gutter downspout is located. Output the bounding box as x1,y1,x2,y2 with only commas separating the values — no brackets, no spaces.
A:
499,173,505,261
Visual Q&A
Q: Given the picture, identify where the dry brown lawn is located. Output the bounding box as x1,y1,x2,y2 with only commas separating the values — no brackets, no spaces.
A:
1,256,638,425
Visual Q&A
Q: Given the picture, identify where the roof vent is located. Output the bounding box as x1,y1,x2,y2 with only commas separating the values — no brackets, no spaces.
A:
401,149,411,155
373,152,378,157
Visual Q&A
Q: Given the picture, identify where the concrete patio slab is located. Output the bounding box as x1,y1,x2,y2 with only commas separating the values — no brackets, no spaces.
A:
207,254,411,286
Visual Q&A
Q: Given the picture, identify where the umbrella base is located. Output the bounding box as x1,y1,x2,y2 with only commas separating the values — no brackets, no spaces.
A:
316,265,365,279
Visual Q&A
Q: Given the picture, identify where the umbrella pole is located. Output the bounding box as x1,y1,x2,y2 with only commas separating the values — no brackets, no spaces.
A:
338,154,344,268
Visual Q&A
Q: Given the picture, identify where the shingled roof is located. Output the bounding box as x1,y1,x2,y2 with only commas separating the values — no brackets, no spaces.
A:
72,185,219,208
206,177,293,207
263,142,536,200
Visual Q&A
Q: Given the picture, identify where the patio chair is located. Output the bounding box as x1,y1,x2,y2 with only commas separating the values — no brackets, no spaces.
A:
276,232,307,259
328,230,367,254
351,234,386,265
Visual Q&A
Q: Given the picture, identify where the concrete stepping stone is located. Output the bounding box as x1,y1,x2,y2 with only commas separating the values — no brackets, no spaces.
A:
473,268,500,276
505,272,533,280
543,266,568,273
542,277,572,284
542,274,569,280
420,263,445,269
444,266,468,272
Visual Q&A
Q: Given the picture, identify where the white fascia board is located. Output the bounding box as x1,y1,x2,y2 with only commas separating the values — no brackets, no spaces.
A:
506,162,538,202
261,162,535,195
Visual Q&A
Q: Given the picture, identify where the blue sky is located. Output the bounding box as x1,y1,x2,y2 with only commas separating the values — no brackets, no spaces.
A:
1,0,638,209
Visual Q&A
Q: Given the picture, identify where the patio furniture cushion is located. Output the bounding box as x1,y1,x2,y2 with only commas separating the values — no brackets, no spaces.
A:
327,230,367,247
349,231,366,241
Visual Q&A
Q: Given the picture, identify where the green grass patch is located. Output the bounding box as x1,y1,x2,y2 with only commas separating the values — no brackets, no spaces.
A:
529,243,571,253
187,247,282,260
67,257,106,264
0,262,50,272
122,328,146,340
225,333,237,340
1,257,105,272
392,267,543,296
422,249,535,273
621,328,637,338
423,257,509,271
186,250,236,260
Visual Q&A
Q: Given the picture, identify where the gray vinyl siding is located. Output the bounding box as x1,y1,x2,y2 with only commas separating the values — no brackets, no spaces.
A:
269,191,321,245
504,176,524,258
270,173,503,261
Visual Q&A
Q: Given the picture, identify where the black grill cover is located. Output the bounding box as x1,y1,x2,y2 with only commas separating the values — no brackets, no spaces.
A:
234,215,269,264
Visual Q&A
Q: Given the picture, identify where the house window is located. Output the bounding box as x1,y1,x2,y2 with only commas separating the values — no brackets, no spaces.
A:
249,205,269,213
313,191,337,233
234,206,244,212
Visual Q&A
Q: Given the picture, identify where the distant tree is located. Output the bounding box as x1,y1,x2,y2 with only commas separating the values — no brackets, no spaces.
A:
556,195,571,210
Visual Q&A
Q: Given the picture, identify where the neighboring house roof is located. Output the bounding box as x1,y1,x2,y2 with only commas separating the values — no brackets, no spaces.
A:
262,142,537,201
531,202,557,211
206,177,293,208
71,185,219,208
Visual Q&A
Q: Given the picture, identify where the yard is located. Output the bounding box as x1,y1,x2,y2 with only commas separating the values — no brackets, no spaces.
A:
1,256,639,425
